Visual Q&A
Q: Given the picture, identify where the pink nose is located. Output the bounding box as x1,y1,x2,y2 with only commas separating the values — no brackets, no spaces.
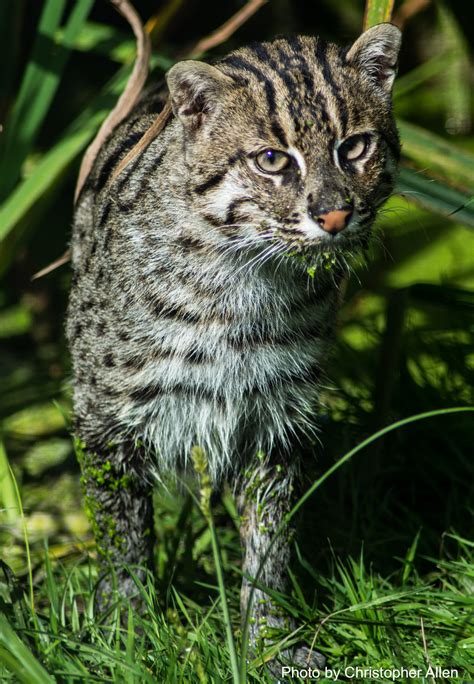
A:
316,208,352,234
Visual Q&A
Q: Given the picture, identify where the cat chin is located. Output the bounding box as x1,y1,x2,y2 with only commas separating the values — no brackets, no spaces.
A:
279,231,369,256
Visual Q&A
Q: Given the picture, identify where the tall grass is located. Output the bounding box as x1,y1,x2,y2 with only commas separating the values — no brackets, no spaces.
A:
0,0,473,681
1,408,473,681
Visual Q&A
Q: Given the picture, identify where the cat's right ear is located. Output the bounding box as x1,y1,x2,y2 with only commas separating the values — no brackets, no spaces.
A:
166,61,232,129
346,23,402,94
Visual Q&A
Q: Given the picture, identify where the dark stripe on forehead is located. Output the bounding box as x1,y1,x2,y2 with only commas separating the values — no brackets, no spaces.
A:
221,55,277,111
221,54,288,147
314,39,348,135
251,43,297,104
270,120,288,147
275,38,315,88
284,37,315,93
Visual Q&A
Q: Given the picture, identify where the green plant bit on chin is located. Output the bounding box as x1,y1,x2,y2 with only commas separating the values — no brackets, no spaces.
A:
285,249,340,278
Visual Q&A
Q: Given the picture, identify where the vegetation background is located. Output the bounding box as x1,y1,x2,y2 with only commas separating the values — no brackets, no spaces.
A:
0,0,473,681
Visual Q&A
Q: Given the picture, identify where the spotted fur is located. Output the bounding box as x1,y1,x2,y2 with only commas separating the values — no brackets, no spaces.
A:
67,24,401,661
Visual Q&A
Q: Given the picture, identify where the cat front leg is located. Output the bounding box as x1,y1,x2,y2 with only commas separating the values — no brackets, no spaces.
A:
75,439,155,609
236,452,326,674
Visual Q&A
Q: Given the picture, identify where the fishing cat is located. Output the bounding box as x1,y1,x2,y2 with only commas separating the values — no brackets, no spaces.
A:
67,23,401,668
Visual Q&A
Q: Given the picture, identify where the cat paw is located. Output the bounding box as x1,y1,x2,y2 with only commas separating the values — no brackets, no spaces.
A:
262,644,326,682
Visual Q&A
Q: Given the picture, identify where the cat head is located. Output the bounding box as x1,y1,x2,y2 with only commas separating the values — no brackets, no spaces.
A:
166,24,401,260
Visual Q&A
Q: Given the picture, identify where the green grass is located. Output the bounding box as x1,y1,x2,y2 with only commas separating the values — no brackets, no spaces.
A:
1,0,473,681
0,404,473,682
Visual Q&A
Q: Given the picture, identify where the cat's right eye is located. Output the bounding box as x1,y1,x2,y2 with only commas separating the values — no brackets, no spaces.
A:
255,149,292,174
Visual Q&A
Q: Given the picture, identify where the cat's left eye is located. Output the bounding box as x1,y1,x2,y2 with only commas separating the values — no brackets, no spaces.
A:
338,134,370,163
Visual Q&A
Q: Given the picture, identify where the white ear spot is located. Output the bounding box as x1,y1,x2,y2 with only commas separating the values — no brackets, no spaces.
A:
346,23,402,93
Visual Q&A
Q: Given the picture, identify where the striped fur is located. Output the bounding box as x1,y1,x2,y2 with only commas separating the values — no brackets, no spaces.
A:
68,28,401,482
67,25,401,658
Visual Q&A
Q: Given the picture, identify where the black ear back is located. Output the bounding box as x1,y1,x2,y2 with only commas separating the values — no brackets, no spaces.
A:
346,23,402,93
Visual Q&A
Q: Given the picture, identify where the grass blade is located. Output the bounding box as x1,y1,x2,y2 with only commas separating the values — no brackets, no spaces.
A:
364,0,394,29
0,614,54,684
208,518,241,684
0,0,67,197
437,2,471,136
396,166,474,228
191,447,240,684
240,406,474,674
0,440,20,524
0,65,130,277
0,2,23,120
399,120,474,191
394,50,458,99
0,0,94,200
401,529,422,585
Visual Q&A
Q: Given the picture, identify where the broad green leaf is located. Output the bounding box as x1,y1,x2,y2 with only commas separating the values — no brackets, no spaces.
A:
57,20,135,63
373,199,474,290
398,120,474,190
0,614,54,684
0,66,130,277
0,2,23,119
364,0,394,29
62,20,174,69
0,0,94,201
394,50,458,100
437,2,471,136
396,166,474,228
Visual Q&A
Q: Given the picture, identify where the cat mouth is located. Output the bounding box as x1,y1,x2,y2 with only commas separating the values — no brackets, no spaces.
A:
268,208,373,251
278,223,372,255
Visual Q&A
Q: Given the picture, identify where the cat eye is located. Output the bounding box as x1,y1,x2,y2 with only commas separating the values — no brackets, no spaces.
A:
255,149,292,174
338,134,371,163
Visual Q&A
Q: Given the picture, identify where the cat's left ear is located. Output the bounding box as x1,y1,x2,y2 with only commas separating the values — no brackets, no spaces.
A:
346,23,402,93
166,60,233,129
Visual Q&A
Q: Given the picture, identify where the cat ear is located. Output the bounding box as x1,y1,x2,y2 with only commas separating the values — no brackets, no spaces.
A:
345,23,402,93
166,61,232,128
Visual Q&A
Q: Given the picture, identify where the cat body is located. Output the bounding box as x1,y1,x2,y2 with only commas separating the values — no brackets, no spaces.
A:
67,25,401,668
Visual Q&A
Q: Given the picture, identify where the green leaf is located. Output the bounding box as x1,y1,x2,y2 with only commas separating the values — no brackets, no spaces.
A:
0,65,130,277
364,0,394,29
0,0,94,201
0,2,23,119
0,441,20,524
60,20,175,70
58,20,135,63
396,167,474,229
402,529,421,585
398,120,474,191
0,614,54,684
436,2,471,135
394,50,458,100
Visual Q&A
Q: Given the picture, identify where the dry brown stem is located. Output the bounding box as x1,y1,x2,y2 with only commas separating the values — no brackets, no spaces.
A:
111,0,267,182
189,0,267,57
393,0,431,29
32,250,72,280
74,0,151,203
34,0,266,278
110,99,173,182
